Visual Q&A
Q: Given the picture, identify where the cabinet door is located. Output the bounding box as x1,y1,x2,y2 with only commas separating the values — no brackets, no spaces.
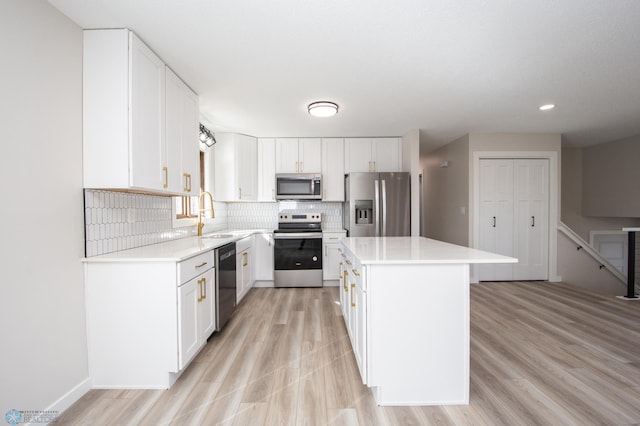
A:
179,79,200,195
129,32,165,191
353,267,367,383
254,233,274,281
165,68,199,195
164,68,183,193
345,138,373,173
199,269,216,339
340,260,351,320
275,138,299,173
236,134,257,200
321,138,345,201
372,138,400,172
178,277,199,369
298,138,322,173
258,139,276,201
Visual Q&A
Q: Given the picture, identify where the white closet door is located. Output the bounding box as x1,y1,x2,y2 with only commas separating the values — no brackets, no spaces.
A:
513,159,549,280
479,159,514,281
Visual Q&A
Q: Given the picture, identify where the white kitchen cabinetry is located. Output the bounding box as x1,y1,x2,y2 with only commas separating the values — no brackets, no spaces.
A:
84,250,215,388
258,138,276,201
275,138,322,173
349,257,367,382
165,67,200,195
344,138,401,173
236,236,254,303
321,138,345,201
83,29,199,196
323,230,346,281
213,133,258,201
254,232,274,282
178,262,215,369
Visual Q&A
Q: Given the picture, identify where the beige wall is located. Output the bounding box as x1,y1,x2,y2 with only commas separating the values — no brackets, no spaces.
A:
422,134,470,246
583,135,640,217
0,0,88,415
562,147,640,241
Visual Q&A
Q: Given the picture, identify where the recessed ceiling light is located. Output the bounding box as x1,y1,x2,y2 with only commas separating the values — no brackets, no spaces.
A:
308,101,338,117
539,104,555,111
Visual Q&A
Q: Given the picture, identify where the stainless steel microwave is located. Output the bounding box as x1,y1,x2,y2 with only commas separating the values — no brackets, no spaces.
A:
275,173,322,200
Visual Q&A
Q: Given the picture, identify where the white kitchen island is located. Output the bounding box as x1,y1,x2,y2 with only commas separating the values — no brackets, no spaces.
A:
339,237,517,406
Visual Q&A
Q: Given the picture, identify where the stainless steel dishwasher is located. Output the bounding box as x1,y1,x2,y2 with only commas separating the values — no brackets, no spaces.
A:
215,242,236,331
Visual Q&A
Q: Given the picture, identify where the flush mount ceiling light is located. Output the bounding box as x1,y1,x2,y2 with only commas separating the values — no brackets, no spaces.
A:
308,101,339,117
539,104,555,111
199,123,216,147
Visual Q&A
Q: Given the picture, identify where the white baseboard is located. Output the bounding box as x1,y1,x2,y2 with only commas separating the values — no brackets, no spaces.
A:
43,377,91,421
253,280,274,288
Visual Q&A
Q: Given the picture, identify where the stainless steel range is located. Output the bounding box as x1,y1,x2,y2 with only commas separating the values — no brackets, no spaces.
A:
273,211,323,288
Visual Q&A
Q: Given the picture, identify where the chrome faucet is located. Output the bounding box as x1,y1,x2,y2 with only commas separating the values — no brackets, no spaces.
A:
197,191,215,236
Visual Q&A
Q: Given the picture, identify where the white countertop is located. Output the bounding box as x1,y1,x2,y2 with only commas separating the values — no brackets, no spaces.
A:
82,229,272,263
342,236,518,265
622,228,640,232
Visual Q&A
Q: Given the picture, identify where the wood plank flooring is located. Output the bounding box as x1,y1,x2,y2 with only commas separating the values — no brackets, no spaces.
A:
58,282,640,425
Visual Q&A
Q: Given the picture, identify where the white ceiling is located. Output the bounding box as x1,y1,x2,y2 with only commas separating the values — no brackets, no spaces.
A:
49,0,640,150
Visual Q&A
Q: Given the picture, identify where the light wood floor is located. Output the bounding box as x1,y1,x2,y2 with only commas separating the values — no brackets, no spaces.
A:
59,282,640,425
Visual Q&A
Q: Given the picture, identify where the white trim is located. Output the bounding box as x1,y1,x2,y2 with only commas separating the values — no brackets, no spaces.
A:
471,151,559,283
39,377,91,423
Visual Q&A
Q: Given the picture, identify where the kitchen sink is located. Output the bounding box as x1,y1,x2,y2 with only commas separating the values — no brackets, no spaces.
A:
202,234,234,239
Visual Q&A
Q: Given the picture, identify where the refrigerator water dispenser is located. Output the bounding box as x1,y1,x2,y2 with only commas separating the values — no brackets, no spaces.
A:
355,200,373,224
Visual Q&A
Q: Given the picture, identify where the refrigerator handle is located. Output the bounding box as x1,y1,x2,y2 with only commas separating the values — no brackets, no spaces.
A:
381,179,387,236
374,179,380,237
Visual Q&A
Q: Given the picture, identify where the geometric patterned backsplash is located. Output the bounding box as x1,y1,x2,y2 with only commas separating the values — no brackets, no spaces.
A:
84,189,344,257
227,201,343,230
84,189,192,257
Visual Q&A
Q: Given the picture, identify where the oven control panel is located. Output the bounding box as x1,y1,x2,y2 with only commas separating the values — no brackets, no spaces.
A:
278,212,322,223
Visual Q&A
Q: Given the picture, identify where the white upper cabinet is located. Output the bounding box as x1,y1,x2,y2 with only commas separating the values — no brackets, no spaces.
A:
83,29,199,196
321,138,345,201
213,133,258,201
257,138,276,201
344,138,401,173
165,67,200,195
275,138,322,173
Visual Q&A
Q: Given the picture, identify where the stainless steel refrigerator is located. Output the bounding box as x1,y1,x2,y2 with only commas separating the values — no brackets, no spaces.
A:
344,172,411,237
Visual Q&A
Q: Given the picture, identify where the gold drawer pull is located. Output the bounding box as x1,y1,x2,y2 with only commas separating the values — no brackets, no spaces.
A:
195,262,207,269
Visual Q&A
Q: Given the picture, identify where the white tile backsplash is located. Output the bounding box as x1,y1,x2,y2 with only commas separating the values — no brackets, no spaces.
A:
84,190,344,257
227,201,343,230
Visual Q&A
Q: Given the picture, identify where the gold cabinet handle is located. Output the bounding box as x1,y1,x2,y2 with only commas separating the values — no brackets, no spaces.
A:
272,189,275,200
239,187,242,199
338,262,343,279
162,166,168,188
183,173,189,192
343,270,349,292
202,277,206,300
195,262,208,269
345,259,352,266
373,161,376,172
300,161,303,172
197,278,203,302
351,283,356,307
242,252,248,267
352,269,360,277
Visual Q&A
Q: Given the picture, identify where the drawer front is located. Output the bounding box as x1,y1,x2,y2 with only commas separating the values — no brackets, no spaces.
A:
178,250,215,285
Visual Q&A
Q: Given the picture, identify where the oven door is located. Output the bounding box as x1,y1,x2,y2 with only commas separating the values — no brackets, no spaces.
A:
274,232,323,270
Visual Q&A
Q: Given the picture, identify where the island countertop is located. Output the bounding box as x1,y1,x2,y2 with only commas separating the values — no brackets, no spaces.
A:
342,236,518,265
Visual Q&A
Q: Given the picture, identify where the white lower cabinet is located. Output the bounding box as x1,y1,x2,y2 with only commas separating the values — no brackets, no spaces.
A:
236,236,254,303
323,230,346,281
178,267,215,370
254,232,274,282
84,250,215,389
